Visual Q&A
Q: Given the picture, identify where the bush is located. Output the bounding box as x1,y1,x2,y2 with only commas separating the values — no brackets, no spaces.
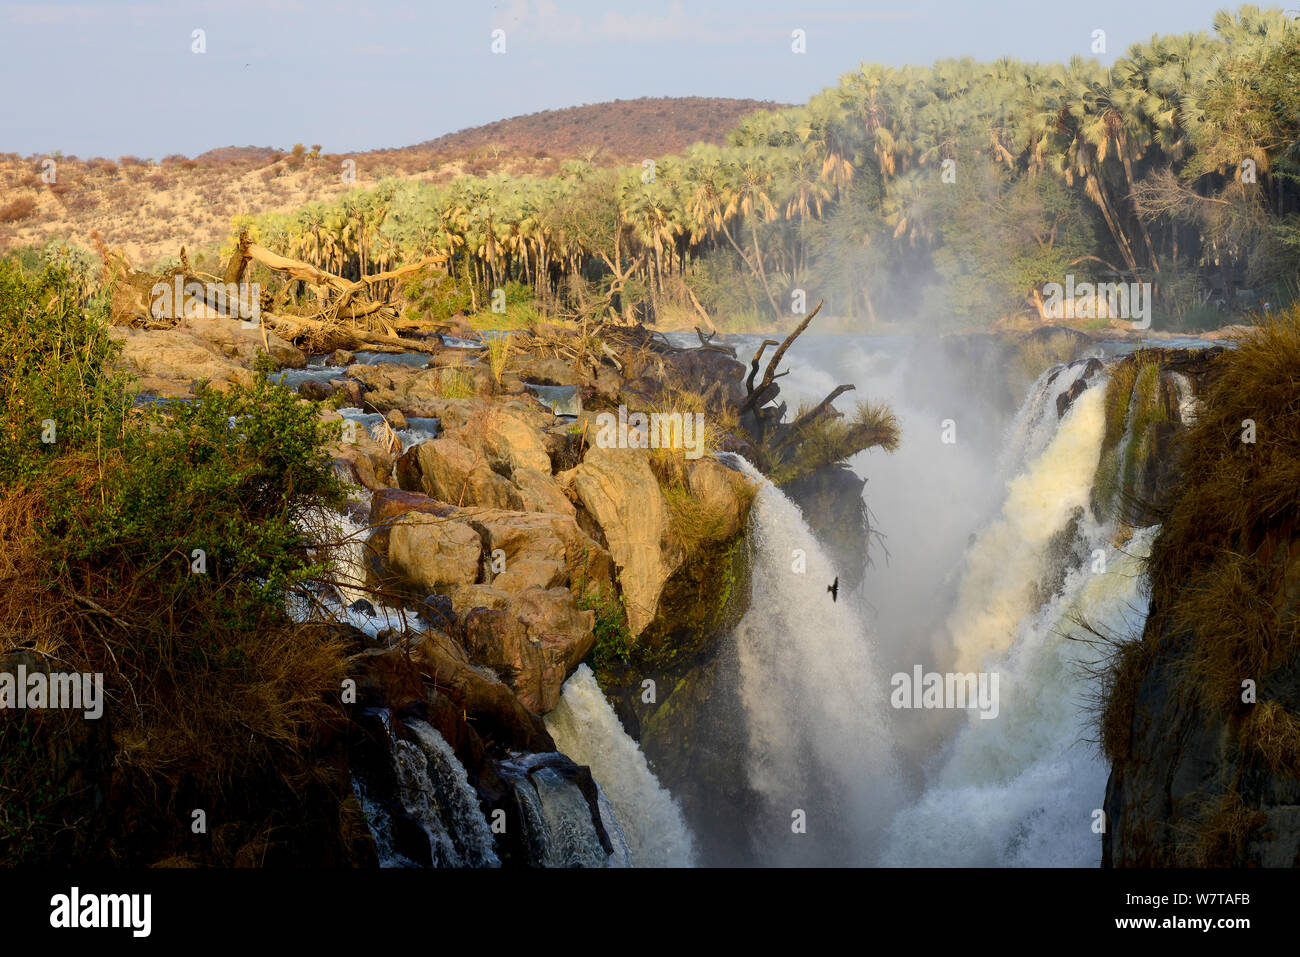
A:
0,196,36,222
0,258,353,864
403,270,473,321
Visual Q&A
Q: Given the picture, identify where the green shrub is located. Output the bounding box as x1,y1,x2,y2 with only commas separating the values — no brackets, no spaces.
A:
580,587,632,678
0,257,353,865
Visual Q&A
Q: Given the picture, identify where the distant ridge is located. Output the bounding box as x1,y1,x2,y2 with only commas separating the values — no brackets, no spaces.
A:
400,96,788,161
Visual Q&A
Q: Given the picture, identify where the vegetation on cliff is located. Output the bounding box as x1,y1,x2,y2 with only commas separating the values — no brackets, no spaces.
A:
0,259,361,865
1099,308,1300,864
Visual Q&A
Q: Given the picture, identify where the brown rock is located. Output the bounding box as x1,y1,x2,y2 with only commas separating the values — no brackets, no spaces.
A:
462,586,596,712
561,441,676,636
455,507,614,599
408,629,554,751
397,436,524,509
513,467,576,516
384,513,483,593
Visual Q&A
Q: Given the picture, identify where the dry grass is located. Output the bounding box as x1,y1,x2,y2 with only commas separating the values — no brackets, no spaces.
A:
432,365,476,398
1101,309,1300,783
485,333,514,387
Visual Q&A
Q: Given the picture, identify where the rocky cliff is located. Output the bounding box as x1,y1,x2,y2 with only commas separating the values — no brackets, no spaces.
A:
1102,319,1300,866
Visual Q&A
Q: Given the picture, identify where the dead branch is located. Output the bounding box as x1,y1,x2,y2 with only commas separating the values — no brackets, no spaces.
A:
694,326,737,357
741,299,822,415
746,339,780,394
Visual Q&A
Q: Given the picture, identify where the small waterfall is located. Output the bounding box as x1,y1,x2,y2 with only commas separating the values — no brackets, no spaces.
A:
393,719,500,868
498,750,631,867
293,503,422,639
545,664,697,867
529,766,614,867
723,455,904,866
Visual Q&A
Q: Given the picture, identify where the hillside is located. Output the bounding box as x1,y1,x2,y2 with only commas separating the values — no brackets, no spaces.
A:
0,96,780,268
407,96,784,159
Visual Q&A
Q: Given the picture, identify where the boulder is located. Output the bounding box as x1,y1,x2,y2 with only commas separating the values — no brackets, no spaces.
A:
407,629,554,750
397,436,523,510
517,355,582,386
560,440,676,636
462,586,596,712
111,325,256,394
383,513,483,593
455,507,614,600
182,316,307,369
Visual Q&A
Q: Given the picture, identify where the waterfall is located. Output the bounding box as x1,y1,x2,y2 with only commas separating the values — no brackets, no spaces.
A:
943,381,1107,673
880,523,1156,866
722,455,905,866
393,719,500,868
545,664,697,867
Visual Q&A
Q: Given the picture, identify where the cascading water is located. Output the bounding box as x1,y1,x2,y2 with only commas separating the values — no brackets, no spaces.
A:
545,664,697,867
879,523,1156,866
942,380,1107,673
680,337,1183,868
392,718,500,868
722,455,905,866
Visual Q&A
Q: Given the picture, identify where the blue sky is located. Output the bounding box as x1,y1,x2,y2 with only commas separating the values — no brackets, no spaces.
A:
0,0,1253,158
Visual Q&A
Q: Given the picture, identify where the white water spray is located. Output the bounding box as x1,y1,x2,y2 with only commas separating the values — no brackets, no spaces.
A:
546,664,696,867
725,455,904,865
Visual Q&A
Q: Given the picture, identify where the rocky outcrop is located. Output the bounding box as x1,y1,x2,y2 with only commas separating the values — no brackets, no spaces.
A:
364,489,608,712
560,436,676,637
1101,327,1300,867
463,586,596,712
111,317,307,397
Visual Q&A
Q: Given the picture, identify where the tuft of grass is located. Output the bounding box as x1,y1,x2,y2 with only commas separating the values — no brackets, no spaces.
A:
485,332,514,388
432,365,476,398
769,399,900,486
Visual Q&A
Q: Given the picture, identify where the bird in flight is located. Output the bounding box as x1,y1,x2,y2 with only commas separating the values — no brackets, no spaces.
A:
827,577,839,602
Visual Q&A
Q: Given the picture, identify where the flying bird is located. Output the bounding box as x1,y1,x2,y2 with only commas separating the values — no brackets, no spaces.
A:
828,577,839,602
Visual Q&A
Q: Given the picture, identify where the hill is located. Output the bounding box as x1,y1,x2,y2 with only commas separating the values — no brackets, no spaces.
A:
0,97,781,268
407,96,784,160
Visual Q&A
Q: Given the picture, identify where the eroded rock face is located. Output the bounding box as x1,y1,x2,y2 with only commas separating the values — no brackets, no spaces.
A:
462,587,596,713
561,442,676,637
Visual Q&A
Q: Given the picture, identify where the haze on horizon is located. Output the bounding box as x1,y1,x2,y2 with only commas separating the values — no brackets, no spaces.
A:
0,0,1239,159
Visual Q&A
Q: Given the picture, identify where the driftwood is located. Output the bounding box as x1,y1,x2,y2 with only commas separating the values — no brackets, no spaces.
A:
262,313,443,354
221,229,447,331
